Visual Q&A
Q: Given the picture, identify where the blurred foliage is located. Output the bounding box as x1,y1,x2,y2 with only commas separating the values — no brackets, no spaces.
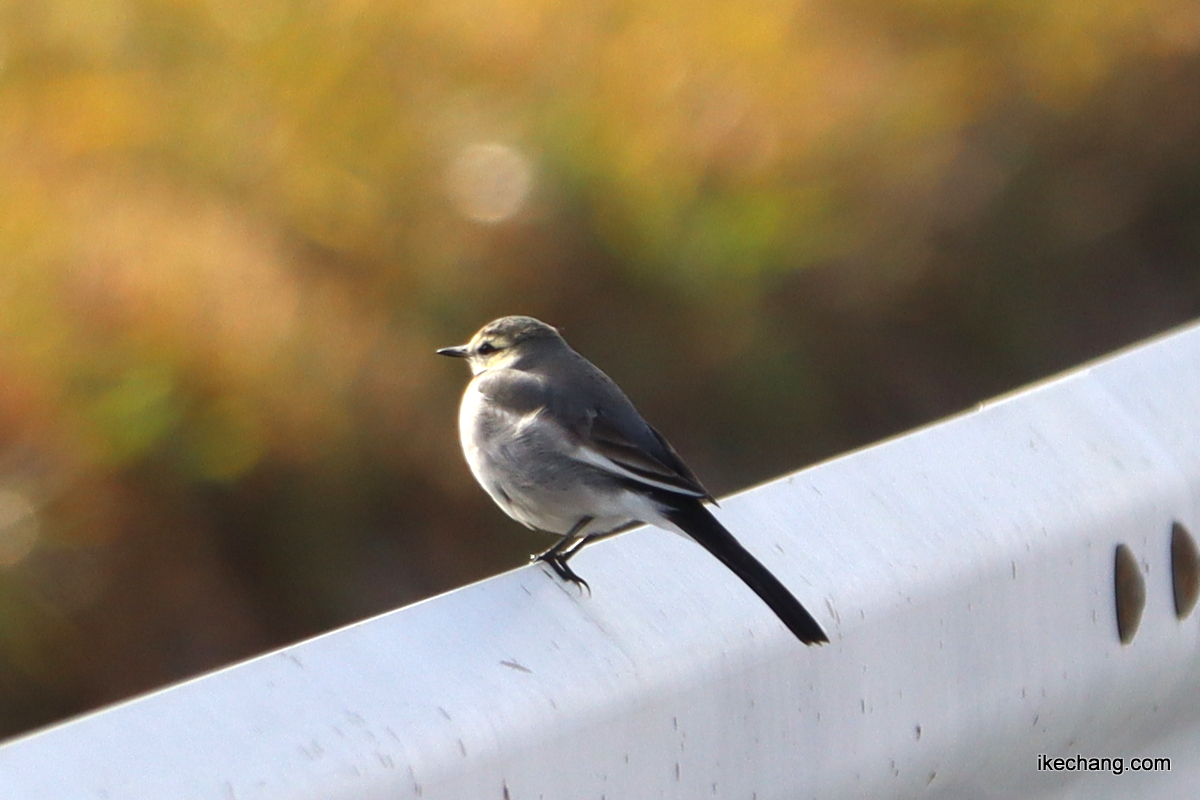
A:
2,0,1200,739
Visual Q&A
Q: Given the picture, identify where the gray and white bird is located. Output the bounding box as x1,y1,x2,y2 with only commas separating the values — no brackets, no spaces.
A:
438,316,827,645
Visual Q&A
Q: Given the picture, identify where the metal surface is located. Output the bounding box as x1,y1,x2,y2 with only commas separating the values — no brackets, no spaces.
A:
3,322,1200,799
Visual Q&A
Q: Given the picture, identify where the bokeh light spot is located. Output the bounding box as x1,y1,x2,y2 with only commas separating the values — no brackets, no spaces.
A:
445,142,533,224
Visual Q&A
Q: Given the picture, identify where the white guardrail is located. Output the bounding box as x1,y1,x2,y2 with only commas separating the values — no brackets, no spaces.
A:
4,322,1200,799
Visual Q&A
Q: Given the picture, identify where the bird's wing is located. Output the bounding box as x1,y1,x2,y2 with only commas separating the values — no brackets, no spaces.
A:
493,352,715,501
579,408,713,500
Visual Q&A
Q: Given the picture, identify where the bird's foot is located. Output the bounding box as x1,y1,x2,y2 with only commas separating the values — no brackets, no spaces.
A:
532,552,591,595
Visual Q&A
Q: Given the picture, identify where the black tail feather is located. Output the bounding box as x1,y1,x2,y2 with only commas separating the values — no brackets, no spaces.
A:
663,501,828,645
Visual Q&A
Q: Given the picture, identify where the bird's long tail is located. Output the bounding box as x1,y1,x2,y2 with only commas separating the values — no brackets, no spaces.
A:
662,501,828,645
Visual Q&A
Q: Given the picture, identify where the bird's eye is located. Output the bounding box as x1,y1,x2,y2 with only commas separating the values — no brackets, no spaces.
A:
476,341,498,355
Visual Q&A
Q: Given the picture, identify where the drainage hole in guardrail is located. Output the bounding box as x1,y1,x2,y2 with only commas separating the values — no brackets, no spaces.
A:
1170,521,1199,620
1114,543,1145,645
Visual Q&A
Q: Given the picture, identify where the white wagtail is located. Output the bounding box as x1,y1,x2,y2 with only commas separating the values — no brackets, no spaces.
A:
438,316,828,645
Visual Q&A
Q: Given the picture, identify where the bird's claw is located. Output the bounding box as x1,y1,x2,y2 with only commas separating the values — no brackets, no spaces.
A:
533,552,591,595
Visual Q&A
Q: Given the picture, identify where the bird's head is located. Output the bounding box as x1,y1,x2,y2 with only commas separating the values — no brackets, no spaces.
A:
437,316,563,374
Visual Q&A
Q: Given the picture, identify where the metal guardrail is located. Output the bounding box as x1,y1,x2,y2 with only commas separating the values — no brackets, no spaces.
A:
3,322,1200,799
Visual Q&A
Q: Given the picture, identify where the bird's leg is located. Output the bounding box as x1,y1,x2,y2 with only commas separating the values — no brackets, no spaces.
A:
544,520,643,580
563,521,640,555
533,517,592,593
559,533,596,560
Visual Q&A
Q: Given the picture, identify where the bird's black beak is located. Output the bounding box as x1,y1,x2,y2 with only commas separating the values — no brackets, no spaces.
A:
437,344,471,358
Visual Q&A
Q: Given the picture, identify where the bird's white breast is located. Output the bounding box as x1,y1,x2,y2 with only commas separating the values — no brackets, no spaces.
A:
457,379,485,462
457,377,541,525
